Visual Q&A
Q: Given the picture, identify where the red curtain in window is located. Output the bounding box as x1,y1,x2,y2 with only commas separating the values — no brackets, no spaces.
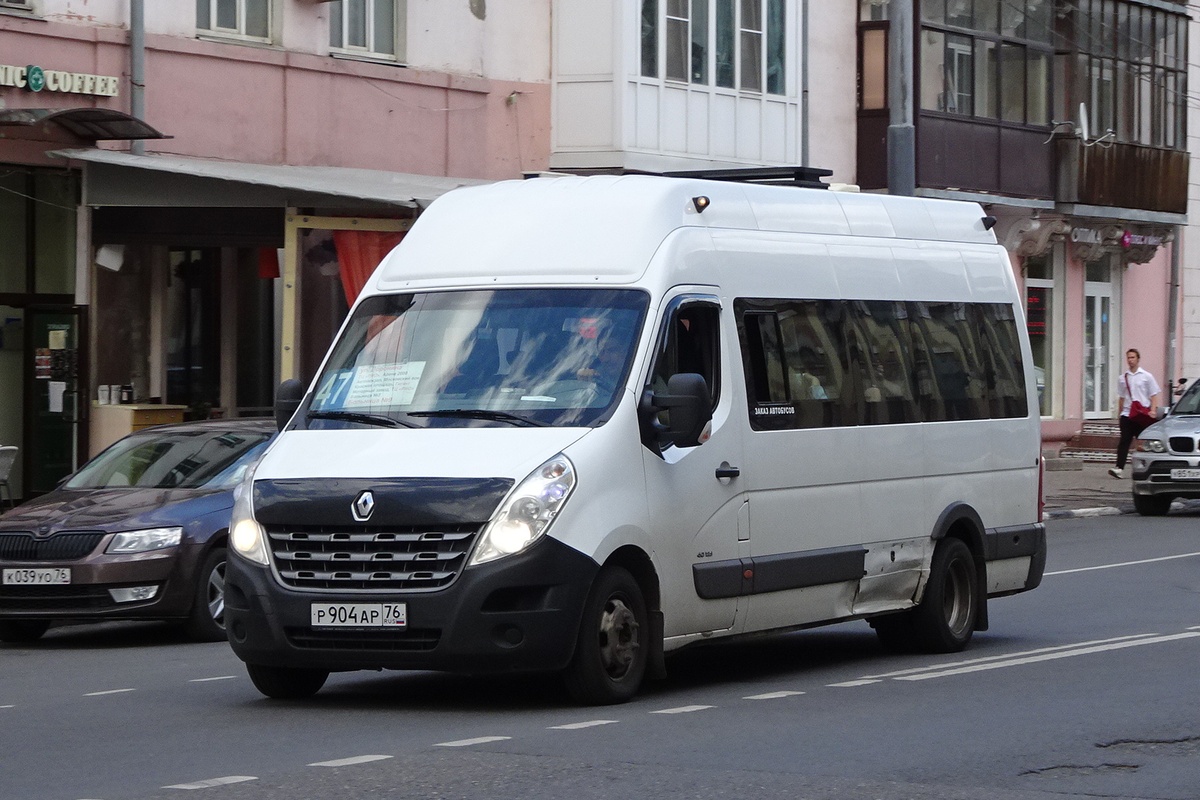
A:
332,230,407,305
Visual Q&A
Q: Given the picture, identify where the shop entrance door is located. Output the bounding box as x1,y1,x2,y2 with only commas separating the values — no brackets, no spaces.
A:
25,307,86,495
1084,268,1114,419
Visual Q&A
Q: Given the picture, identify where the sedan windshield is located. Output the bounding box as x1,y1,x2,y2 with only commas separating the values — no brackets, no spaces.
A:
1173,380,1200,415
66,428,273,490
307,289,649,428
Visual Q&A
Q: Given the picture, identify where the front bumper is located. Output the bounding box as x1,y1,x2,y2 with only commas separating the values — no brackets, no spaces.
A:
1131,454,1200,498
0,546,201,622
224,535,599,674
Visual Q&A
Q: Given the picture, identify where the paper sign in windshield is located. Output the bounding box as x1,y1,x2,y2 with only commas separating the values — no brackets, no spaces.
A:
343,362,425,407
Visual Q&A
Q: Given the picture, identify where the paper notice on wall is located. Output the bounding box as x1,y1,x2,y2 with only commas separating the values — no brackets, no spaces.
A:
343,362,425,408
48,329,67,350
48,381,66,413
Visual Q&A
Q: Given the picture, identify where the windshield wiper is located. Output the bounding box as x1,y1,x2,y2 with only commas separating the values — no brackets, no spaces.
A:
306,410,417,428
407,409,548,427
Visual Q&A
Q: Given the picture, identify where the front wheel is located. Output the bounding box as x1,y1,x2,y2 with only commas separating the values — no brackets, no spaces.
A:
0,619,51,643
246,663,329,699
563,566,648,705
1133,493,1172,517
184,547,227,642
910,537,978,653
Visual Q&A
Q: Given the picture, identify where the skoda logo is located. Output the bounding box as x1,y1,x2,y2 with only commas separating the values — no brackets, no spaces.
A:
352,490,375,522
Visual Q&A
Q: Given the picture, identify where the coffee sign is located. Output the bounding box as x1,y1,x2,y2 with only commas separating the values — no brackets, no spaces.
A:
0,64,119,97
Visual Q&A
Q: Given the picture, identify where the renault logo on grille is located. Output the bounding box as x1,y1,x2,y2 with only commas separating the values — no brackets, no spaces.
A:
352,491,375,522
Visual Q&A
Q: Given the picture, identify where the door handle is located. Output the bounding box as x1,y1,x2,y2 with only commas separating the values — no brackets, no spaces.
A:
715,462,740,480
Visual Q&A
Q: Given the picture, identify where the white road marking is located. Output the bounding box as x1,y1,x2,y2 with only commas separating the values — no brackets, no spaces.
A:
744,690,806,700
308,755,392,767
189,675,237,683
434,736,511,748
861,633,1159,680
896,632,1200,681
549,720,619,730
1046,551,1200,576
0,704,13,709
84,688,135,697
826,679,881,688
651,705,713,714
162,776,257,790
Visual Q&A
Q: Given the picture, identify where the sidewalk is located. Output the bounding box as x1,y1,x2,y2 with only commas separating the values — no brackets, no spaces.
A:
1041,460,1200,519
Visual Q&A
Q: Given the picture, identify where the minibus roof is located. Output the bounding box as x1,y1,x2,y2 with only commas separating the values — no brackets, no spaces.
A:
373,174,998,291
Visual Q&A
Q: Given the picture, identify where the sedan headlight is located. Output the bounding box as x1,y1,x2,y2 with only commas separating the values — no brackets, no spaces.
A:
1136,438,1167,453
229,467,270,566
106,527,182,554
470,454,576,566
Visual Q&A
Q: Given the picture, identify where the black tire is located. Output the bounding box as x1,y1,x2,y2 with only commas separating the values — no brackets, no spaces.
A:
563,566,648,705
184,547,228,642
0,619,51,643
246,663,329,699
910,537,978,653
1133,493,1172,517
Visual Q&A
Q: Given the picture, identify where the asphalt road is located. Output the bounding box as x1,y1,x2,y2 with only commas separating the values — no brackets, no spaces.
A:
3,508,1199,800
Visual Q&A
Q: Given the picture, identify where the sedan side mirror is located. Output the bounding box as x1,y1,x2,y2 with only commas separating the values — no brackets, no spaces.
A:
639,373,713,451
274,379,306,431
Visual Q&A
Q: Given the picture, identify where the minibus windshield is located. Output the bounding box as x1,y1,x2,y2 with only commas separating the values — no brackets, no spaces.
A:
306,288,649,429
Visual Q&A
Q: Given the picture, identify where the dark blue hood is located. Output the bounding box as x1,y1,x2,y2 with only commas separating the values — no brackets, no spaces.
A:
0,486,235,535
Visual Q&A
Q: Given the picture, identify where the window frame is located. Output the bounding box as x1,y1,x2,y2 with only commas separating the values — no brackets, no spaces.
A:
196,0,271,43
328,0,405,62
641,0,787,97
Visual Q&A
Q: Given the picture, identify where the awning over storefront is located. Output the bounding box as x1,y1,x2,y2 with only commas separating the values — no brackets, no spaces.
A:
51,148,488,209
0,108,167,140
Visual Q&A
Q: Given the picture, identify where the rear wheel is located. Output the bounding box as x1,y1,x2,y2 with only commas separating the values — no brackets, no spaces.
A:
1133,493,1172,517
563,566,648,705
246,663,329,699
0,619,51,643
184,547,227,642
910,537,978,653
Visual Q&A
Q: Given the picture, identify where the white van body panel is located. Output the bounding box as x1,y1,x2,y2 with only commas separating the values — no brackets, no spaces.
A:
257,427,591,482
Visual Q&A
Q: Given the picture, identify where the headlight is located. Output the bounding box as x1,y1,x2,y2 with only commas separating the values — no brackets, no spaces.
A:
1136,438,1167,453
229,466,270,566
106,527,182,554
470,454,576,566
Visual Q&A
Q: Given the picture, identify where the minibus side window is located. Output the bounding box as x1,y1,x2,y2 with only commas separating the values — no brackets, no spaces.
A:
972,303,1029,419
912,302,988,421
853,301,921,425
646,301,721,434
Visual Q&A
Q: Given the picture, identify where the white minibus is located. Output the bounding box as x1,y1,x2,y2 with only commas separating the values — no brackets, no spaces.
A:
226,175,1046,704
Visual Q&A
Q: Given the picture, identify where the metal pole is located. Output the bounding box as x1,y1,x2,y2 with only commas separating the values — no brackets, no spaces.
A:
130,0,145,155
886,0,915,195
800,0,809,166
1165,227,1181,404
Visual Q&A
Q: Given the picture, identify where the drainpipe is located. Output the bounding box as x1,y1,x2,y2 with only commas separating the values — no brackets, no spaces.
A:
1165,228,1181,405
886,0,915,195
130,0,146,155
800,0,809,166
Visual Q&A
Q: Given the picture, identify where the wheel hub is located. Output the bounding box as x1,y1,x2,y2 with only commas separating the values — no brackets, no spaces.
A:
598,597,640,678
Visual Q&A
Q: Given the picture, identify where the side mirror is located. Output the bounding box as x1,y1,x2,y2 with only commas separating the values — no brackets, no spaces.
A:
639,373,712,451
274,379,306,431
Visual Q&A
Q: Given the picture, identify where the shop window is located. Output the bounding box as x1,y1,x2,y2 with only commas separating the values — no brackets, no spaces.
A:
0,172,26,294
329,0,404,60
1024,254,1053,417
641,0,786,95
196,0,270,40
0,0,31,9
0,168,76,295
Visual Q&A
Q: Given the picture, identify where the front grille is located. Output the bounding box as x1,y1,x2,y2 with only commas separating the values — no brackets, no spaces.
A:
285,627,441,651
1169,437,1196,453
266,524,479,591
0,584,116,611
0,531,105,561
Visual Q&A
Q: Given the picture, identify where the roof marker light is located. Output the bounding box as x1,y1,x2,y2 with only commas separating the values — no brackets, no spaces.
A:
692,196,710,213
